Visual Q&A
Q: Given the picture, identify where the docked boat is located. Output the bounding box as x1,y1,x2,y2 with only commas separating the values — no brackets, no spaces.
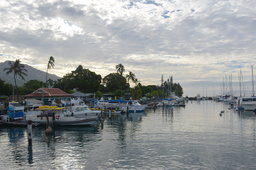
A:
1,101,102,127
25,104,101,126
121,100,145,113
0,101,28,126
162,98,185,107
236,97,256,111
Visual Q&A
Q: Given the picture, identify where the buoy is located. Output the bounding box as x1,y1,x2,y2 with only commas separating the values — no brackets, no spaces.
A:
45,126,53,134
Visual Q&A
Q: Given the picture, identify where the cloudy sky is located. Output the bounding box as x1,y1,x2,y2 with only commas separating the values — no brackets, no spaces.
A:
1,0,256,96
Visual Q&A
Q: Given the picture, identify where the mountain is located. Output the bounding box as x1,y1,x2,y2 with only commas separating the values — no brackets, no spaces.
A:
0,61,60,86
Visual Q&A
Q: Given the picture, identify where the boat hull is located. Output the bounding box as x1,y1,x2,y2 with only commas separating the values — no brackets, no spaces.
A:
0,118,100,127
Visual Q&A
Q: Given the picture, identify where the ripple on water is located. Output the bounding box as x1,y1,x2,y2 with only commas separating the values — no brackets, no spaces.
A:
1,101,256,169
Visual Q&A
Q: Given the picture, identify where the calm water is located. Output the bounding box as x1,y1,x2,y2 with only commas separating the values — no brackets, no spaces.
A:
1,101,256,170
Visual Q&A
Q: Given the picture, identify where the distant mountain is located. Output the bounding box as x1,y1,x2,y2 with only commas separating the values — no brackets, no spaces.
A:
0,61,60,86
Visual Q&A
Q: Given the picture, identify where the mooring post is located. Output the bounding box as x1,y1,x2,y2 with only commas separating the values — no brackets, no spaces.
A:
27,120,33,146
108,110,111,119
126,106,129,118
45,111,53,134
100,117,104,129
153,103,156,112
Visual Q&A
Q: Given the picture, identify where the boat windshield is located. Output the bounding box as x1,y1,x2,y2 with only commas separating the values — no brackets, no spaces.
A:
74,106,89,112
242,98,256,102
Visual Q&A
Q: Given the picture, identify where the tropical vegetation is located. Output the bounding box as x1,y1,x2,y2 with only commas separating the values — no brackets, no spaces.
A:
2,60,183,100
3,59,27,95
46,56,55,85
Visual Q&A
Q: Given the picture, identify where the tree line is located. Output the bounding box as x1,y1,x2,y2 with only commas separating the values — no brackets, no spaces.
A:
1,58,183,99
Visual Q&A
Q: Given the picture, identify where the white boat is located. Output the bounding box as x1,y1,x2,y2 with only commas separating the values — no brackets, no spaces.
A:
162,98,185,107
0,102,25,122
237,97,256,111
121,100,145,113
25,104,101,126
236,66,256,111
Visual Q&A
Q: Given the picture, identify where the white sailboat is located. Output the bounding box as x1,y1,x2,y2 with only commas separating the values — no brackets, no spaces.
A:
237,66,256,111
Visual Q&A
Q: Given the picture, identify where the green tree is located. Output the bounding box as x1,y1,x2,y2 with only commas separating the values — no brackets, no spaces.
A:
114,89,125,98
116,64,125,76
60,65,102,93
47,79,55,88
3,59,27,95
172,83,183,97
19,80,46,95
141,85,158,96
0,79,12,96
95,91,103,99
126,71,138,85
103,73,129,92
131,85,142,99
46,56,55,84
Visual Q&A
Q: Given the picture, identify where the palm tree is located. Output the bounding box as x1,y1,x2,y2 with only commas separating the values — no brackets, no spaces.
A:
116,64,125,76
3,59,27,96
46,56,55,85
126,71,137,84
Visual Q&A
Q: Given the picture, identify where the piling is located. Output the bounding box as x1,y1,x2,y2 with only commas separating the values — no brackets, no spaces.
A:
45,111,53,134
126,106,129,118
108,110,112,119
27,120,33,163
27,120,33,146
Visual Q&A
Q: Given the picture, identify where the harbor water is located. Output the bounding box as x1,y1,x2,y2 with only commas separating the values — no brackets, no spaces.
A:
1,100,256,169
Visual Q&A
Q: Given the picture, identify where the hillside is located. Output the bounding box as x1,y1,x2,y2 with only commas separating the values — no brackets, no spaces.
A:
0,61,60,86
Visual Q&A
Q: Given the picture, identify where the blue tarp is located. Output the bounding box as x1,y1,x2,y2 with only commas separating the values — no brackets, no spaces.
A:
8,111,24,119
163,98,176,101
108,100,128,103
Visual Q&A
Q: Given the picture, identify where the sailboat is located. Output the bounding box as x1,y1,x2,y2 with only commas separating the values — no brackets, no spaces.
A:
237,66,256,111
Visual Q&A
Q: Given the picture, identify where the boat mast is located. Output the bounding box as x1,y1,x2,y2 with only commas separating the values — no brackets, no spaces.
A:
251,65,255,96
239,70,242,97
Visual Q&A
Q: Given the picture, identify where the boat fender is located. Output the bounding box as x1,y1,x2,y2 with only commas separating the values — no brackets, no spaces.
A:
55,115,60,120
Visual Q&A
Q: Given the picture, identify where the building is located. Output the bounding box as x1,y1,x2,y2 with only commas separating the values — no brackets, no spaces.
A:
25,88,72,105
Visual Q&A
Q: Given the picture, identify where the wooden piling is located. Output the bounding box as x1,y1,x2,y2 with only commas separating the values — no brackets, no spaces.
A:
27,120,33,146
126,106,129,118
108,110,111,119
45,111,53,134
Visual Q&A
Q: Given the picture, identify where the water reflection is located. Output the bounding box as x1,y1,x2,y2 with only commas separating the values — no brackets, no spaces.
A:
237,111,256,119
28,144,33,164
1,101,256,169
161,107,174,122
8,128,25,143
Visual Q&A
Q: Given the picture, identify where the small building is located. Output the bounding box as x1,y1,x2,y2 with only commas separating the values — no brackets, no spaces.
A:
25,88,72,105
72,91,95,100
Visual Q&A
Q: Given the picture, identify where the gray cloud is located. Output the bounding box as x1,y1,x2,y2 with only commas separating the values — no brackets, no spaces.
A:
1,0,256,96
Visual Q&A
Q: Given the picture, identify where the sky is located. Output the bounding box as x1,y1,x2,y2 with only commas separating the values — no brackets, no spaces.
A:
0,0,256,96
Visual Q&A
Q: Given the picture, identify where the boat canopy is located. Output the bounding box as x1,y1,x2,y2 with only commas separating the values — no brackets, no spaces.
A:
36,106,65,111
108,99,128,103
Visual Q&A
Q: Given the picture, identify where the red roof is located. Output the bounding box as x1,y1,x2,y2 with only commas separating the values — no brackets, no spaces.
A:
25,88,72,98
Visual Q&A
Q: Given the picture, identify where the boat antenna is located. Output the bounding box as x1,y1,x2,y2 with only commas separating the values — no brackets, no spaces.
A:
251,65,255,96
